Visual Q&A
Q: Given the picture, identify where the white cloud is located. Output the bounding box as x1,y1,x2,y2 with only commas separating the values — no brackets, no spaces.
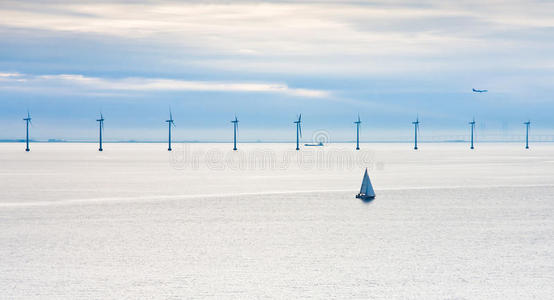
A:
0,73,329,98
1,0,552,79
1,1,552,57
0,1,553,94
0,72,22,77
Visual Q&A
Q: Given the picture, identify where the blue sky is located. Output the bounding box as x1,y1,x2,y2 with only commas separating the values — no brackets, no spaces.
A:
0,0,553,141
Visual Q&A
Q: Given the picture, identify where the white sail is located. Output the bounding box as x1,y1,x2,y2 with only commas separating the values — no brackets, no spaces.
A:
359,169,376,197
359,169,369,194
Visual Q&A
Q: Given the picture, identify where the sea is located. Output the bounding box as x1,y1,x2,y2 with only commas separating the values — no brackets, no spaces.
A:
1,142,553,299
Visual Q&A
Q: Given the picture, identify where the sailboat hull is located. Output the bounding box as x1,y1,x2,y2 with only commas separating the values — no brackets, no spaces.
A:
356,194,375,200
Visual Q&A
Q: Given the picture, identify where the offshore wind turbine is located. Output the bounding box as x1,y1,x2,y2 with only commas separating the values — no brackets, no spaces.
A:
294,114,302,150
524,120,531,149
354,114,361,150
469,117,476,149
231,115,239,151
23,110,32,152
165,109,175,151
96,113,104,151
412,116,420,150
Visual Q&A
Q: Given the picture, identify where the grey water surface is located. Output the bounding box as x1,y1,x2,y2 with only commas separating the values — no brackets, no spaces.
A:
1,143,552,299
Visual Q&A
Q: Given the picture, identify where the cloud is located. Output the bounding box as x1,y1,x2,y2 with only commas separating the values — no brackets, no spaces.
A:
0,73,329,98
0,72,22,77
0,1,549,55
1,0,552,79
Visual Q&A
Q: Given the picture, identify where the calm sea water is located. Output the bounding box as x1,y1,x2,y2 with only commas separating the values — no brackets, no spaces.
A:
1,143,553,299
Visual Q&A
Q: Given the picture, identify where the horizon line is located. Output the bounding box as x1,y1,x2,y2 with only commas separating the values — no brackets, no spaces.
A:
0,140,551,144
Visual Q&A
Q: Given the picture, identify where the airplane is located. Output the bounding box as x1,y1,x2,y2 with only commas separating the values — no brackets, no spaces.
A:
472,88,488,93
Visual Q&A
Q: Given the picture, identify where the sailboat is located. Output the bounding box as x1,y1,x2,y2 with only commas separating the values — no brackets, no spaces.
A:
356,168,376,200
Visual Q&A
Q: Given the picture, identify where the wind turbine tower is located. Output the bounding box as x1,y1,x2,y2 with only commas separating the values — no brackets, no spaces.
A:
166,109,175,151
412,116,420,150
469,117,476,149
294,114,302,150
23,110,32,152
354,114,361,150
524,120,531,149
96,113,104,151
231,115,239,151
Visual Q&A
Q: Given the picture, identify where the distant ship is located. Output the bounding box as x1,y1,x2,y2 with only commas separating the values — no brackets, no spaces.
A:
304,142,324,146
356,168,376,200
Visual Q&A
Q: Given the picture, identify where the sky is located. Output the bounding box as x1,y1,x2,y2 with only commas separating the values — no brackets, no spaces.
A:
0,0,553,142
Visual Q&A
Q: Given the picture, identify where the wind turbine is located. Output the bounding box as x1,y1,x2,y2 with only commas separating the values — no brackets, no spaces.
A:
96,112,104,151
354,114,361,150
524,120,531,149
166,108,175,151
23,110,32,152
231,115,239,151
412,115,420,150
469,117,476,150
294,114,302,150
